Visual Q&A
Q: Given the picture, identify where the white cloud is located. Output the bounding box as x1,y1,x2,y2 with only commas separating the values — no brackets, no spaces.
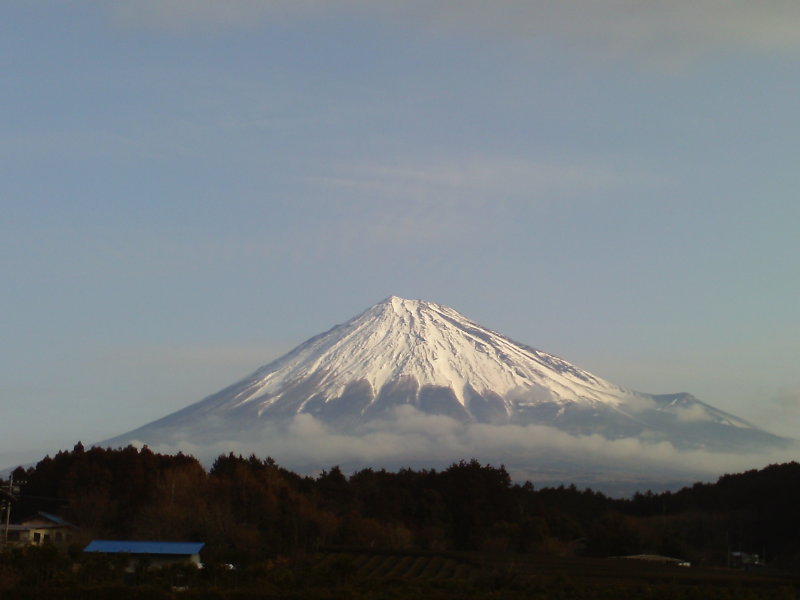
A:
675,404,710,422
130,407,800,491
751,383,800,438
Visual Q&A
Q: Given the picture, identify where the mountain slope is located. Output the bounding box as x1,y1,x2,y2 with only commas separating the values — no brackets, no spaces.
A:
104,296,788,454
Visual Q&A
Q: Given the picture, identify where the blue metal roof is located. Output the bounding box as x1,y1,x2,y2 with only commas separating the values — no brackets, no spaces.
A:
84,540,204,555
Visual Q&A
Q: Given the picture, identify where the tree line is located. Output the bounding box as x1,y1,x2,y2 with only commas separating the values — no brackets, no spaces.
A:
6,443,800,570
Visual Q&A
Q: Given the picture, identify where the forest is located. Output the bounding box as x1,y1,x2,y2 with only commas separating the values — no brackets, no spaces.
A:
3,443,800,598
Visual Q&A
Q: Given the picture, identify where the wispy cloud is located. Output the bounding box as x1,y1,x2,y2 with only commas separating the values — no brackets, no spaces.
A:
312,156,653,202
251,153,667,255
108,1,800,65
418,1,800,66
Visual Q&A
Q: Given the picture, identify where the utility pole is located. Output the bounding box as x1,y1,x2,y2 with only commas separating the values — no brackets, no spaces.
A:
1,474,22,550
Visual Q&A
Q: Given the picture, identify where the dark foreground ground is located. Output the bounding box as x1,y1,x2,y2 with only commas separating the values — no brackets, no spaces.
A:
3,549,800,600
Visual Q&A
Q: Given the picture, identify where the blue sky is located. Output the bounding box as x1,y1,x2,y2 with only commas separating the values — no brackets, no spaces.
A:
2,1,800,467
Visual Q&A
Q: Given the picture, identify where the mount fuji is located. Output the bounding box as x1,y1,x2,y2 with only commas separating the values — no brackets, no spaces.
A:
104,297,788,464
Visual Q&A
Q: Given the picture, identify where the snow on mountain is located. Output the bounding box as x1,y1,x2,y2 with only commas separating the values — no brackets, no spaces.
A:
103,296,789,455
220,295,635,414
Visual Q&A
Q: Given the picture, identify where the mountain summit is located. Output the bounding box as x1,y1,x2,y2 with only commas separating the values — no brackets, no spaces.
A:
205,295,637,423
105,297,787,454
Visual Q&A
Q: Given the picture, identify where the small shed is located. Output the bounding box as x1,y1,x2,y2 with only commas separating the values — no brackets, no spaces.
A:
83,540,205,571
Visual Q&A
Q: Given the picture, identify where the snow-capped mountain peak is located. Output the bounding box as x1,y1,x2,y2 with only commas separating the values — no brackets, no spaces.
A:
104,296,788,454
229,295,629,415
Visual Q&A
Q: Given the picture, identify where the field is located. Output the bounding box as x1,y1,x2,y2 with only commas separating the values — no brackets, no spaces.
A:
310,549,800,599
2,549,799,600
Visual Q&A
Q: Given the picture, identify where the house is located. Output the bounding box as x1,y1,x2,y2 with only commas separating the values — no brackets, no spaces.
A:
4,512,77,548
83,540,205,572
